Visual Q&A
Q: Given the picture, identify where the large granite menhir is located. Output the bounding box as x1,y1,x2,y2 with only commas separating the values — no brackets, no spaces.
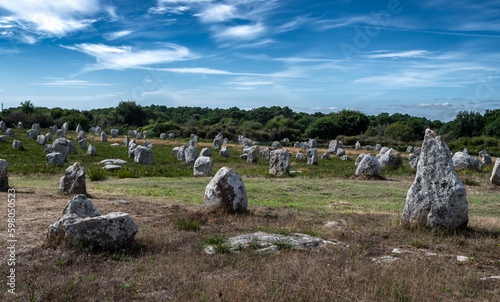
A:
401,129,468,230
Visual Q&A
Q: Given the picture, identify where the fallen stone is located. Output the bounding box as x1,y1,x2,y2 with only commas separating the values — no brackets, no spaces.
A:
100,159,128,165
103,165,122,171
371,256,398,264
110,143,120,146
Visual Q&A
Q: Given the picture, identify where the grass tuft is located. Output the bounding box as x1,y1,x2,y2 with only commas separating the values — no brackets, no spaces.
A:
88,167,108,181
173,218,202,231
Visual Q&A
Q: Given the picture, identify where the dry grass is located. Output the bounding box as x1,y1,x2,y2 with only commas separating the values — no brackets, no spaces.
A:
0,175,498,302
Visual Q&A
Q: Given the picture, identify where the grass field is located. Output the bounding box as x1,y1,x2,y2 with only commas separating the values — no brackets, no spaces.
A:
0,128,499,301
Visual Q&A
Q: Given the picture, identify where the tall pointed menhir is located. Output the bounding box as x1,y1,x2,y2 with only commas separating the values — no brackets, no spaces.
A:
401,129,468,230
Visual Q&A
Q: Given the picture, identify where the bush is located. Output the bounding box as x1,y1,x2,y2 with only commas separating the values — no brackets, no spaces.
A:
384,122,416,142
88,167,108,181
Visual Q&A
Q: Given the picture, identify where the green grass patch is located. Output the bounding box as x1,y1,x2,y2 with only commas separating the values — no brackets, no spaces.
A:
173,218,202,231
88,167,108,181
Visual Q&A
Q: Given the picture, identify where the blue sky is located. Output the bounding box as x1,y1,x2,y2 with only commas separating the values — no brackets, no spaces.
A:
0,0,499,121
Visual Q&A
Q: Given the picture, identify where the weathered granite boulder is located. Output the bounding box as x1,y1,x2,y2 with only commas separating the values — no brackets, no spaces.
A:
300,142,309,151
62,122,68,135
75,124,82,133
193,156,213,176
87,145,97,156
379,147,390,155
375,144,382,151
365,145,373,151
124,136,130,147
78,138,87,149
160,133,167,139
100,159,127,165
128,143,138,158
77,131,86,141
0,136,6,143
142,131,148,138
355,154,367,166
110,129,119,138
169,133,175,139
44,144,54,153
296,152,306,161
409,147,422,169
215,133,223,141
47,195,138,250
177,146,187,161
103,165,122,171
261,147,270,159
490,158,500,185
12,140,24,150
88,127,96,134
127,130,136,137
379,148,403,169
32,123,41,135
281,138,290,147
336,148,345,157
204,167,248,212
172,146,179,155
269,149,290,176
134,146,154,164
307,149,318,165
100,132,108,142
219,146,230,158
321,151,330,160
452,150,481,171
95,127,102,135
242,145,251,154
308,139,317,149
136,132,143,140
200,147,211,157
247,146,259,163
5,128,14,137
355,155,381,176
56,129,65,138
17,121,23,129
406,146,413,153
293,141,300,148
185,146,198,164
329,140,343,153
193,135,199,143
188,140,194,147
479,150,492,165
402,129,468,230
355,141,361,150
46,152,65,166
45,132,52,142
59,162,86,195
0,159,8,192
213,139,222,151
27,129,37,139
271,141,282,150
36,134,47,145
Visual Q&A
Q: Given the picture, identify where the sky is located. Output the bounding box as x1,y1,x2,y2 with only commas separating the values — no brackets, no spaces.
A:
0,0,499,122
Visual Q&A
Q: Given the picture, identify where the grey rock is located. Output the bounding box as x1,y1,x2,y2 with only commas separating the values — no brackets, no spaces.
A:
296,152,306,161
185,146,198,164
87,145,97,156
49,125,57,133
46,152,65,166
379,147,389,155
223,138,230,144
321,151,330,160
5,128,14,137
479,150,492,165
375,144,382,151
124,136,130,147
177,146,186,161
27,129,37,139
204,167,248,212
247,146,259,163
240,154,248,160
169,133,175,139
128,143,137,158
44,144,54,153
134,146,154,164
95,127,102,135
365,145,373,151
355,141,361,150
379,148,403,169
45,132,52,142
0,136,6,143
269,149,290,176
136,132,143,140
17,121,23,129
308,139,317,149
219,146,230,157
242,145,251,154
341,155,350,161
406,146,413,153
102,165,122,171
36,134,47,145
56,129,65,138
68,140,76,154
160,133,167,139
59,162,86,195
88,127,96,134
300,142,309,151
188,140,194,147
307,148,318,165
355,155,381,176
452,150,480,171
281,138,290,147
336,148,345,157
490,158,500,185
215,133,223,141
47,195,138,250
62,122,68,135
78,138,87,149
52,139,70,157
402,129,468,230
12,140,24,150
0,159,8,191
0,121,5,129
100,132,108,142
200,147,211,157
100,159,128,165
193,135,199,143
355,154,367,167
329,140,343,153
32,123,41,135
110,129,119,138
142,131,148,138
194,156,213,176
272,141,282,150
261,147,270,159
75,124,82,133
293,141,300,148
77,131,86,140
213,139,222,150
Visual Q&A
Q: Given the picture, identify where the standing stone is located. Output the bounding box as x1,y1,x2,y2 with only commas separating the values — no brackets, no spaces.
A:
0,136,6,143
68,141,76,154
355,154,367,166
128,130,136,137
194,156,213,176
46,152,65,166
52,138,70,162
17,121,23,129
128,143,138,158
44,144,54,153
321,151,330,160
223,138,230,144
27,129,37,139
77,131,86,140
329,140,343,153
215,133,223,141
110,129,119,138
375,144,382,151
185,146,198,164
406,146,413,153
213,139,222,150
379,148,403,169
12,140,24,150
308,139,317,149
59,162,86,195
490,158,500,185
160,133,167,139
409,147,422,169
32,123,41,135
124,136,130,147
193,135,199,143
355,141,361,150
62,122,68,135
336,148,346,157
95,127,102,135
261,147,270,159
402,129,468,230
479,150,492,165
204,167,247,212
87,145,97,156
219,146,230,158
88,127,96,134
177,146,187,161
136,132,143,140
78,138,87,149
296,152,306,161
56,129,64,138
293,141,300,148
269,149,290,176
200,147,211,157
75,124,82,133
188,140,195,147
36,135,47,145
45,132,52,142
300,142,309,151
272,141,282,150
134,146,154,164
452,149,480,171
307,149,318,165
281,138,290,147
142,131,148,138
365,145,373,151
247,146,259,163
355,155,381,176
379,147,390,155
100,132,108,142
0,159,8,192
341,155,350,161
0,121,5,129
169,133,175,139
5,128,14,137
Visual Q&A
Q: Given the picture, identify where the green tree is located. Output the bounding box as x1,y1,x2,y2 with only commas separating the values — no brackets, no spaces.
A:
384,121,415,141
115,101,146,127
20,100,35,114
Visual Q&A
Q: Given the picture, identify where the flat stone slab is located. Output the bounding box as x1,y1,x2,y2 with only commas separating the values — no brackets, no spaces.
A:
110,143,120,146
112,200,131,205
204,231,339,254
102,165,122,170
371,256,398,264
100,159,128,165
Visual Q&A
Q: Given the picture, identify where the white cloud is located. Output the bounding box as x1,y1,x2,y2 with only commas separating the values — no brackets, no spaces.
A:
104,30,133,41
195,4,234,23
61,43,193,72
0,0,100,40
215,23,266,40
141,67,260,76
31,78,113,88
363,50,431,59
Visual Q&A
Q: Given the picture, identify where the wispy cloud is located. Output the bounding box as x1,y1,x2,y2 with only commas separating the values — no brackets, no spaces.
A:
61,43,194,72
397,102,460,110
104,30,133,41
215,23,266,40
31,77,113,88
195,4,234,23
363,50,432,59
